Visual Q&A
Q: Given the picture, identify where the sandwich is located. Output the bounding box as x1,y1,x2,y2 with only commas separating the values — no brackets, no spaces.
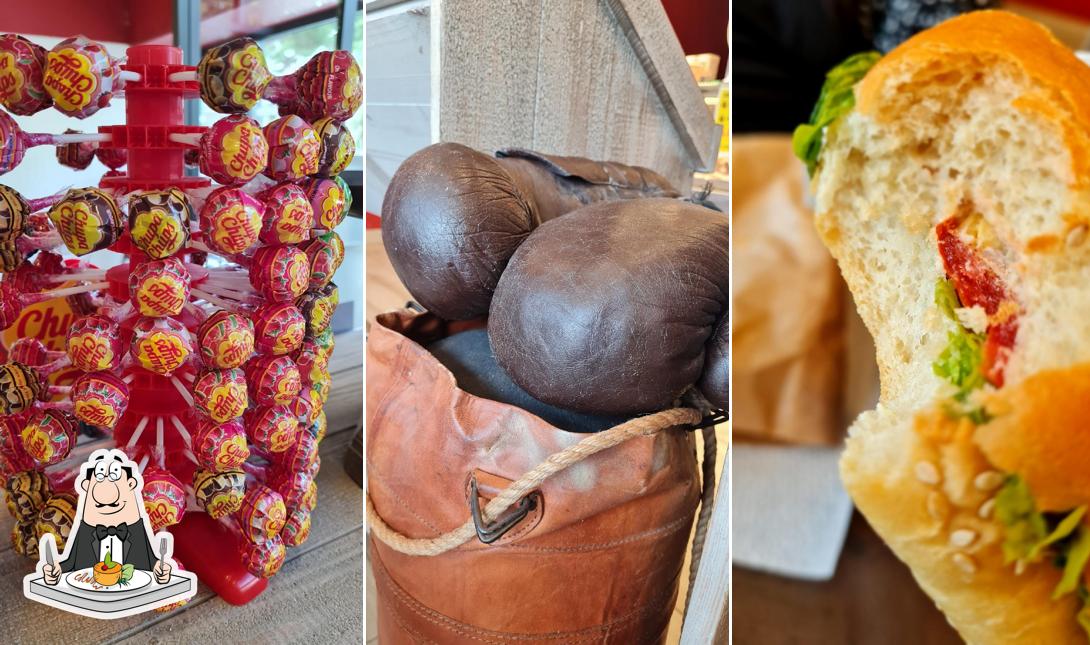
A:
800,10,1090,643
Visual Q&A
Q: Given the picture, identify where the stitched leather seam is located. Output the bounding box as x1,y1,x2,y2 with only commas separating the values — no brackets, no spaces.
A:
367,463,445,534
491,512,693,554
373,543,674,642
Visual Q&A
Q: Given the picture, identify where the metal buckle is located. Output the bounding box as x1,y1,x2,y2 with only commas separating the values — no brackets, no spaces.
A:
468,476,536,544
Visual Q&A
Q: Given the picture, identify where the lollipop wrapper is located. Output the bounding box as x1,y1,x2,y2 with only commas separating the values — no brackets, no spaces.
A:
66,314,122,372
258,182,312,245
241,535,285,578
290,50,363,122
250,244,310,302
129,257,191,317
35,492,76,551
194,419,249,472
193,367,248,423
263,115,319,181
130,316,192,375
239,483,286,544
56,129,95,170
0,361,43,415
301,177,346,232
193,468,245,519
0,34,51,115
312,117,355,177
71,371,129,429
245,355,302,407
200,114,268,185
19,409,76,467
5,469,50,521
128,189,192,259
142,468,186,531
197,309,255,369
197,37,272,114
48,188,123,256
245,404,299,453
43,37,119,118
252,302,305,356
0,185,29,241
200,187,263,255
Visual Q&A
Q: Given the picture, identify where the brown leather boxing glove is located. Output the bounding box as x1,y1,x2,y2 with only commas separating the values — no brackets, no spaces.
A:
380,143,679,320
488,198,728,415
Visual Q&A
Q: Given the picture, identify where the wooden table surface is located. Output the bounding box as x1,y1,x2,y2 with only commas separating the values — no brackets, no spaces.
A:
733,512,962,645
3,333,364,644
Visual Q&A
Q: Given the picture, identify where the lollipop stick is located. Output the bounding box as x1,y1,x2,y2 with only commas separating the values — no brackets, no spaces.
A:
168,132,202,147
45,271,108,283
127,416,150,450
47,132,112,145
119,70,141,83
190,288,243,312
169,377,194,407
156,417,165,468
167,70,198,83
169,415,193,447
183,449,200,466
42,282,109,298
138,454,150,473
122,374,135,385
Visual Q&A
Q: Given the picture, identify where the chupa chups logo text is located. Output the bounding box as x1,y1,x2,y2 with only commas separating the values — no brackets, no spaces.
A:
44,50,97,110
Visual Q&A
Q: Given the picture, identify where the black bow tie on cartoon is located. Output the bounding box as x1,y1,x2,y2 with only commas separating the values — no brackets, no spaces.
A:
94,524,130,541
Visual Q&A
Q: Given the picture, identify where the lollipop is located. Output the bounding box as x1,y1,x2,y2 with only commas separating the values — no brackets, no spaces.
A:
241,535,285,578
12,519,38,558
66,314,122,372
47,187,123,256
0,34,51,115
311,369,331,406
245,355,302,407
192,368,248,423
5,469,50,520
56,129,96,169
128,188,192,259
249,244,310,302
263,115,319,181
303,231,344,290
252,302,305,356
142,467,186,531
296,283,338,337
191,37,272,114
283,50,363,123
193,419,249,472
238,483,286,543
306,409,327,444
130,316,192,375
0,415,33,476
43,36,135,118
8,338,62,367
169,114,268,185
71,371,129,429
277,431,318,477
293,388,322,426
300,177,347,232
312,117,355,177
270,469,317,514
280,507,311,547
257,182,312,245
35,492,77,550
129,257,191,317
0,361,42,414
95,146,126,170
198,186,263,255
244,405,299,453
193,468,245,519
293,340,326,386
19,408,78,467
196,309,255,369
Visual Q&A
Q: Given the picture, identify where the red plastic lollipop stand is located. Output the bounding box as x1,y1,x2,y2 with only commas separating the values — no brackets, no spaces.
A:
97,44,268,605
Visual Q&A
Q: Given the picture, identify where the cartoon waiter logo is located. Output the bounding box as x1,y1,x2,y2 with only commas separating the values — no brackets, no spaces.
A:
23,448,197,619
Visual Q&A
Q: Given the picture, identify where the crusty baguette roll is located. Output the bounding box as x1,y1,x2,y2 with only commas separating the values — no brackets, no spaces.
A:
813,10,1090,644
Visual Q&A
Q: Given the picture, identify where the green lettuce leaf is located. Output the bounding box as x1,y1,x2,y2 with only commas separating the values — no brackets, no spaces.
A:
934,328,986,396
1033,507,1087,562
1055,528,1090,599
792,51,882,175
995,475,1049,564
935,278,960,321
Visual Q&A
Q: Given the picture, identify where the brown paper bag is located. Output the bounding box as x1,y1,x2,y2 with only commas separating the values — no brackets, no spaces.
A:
732,134,859,445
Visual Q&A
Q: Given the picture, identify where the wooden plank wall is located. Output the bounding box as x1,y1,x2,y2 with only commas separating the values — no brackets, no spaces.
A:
436,0,713,193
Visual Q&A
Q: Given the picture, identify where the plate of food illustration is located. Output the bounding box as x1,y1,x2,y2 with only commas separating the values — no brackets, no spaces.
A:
65,551,152,593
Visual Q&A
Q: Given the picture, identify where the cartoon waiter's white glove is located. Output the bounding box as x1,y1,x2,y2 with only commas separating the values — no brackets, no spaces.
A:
43,563,60,586
153,559,171,584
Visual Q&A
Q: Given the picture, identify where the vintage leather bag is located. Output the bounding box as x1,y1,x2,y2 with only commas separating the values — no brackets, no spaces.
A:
367,310,701,644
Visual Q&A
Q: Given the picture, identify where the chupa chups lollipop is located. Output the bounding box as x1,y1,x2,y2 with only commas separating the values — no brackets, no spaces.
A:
277,428,318,474
129,257,191,317
306,409,327,444
12,519,38,558
302,231,344,290
169,114,268,185
95,145,126,170
296,283,338,337
281,50,363,123
5,468,50,520
300,177,347,232
0,111,110,176
311,369,331,406
238,483,286,544
312,117,355,177
19,408,78,467
280,507,311,547
130,316,192,375
196,309,254,369
268,469,313,518
35,492,77,550
128,188,192,259
0,34,51,115
71,371,129,429
252,302,305,356
250,244,310,302
263,115,319,181
294,388,321,426
66,314,122,372
188,37,273,114
257,182,312,245
193,419,249,472
141,466,186,532
311,326,335,361
244,404,299,453
47,187,123,256
0,361,43,414
292,339,327,385
193,468,245,519
56,129,96,170
8,338,64,367
43,36,137,118
0,415,33,477
198,186,262,255
192,367,248,423
241,534,285,578
245,355,302,407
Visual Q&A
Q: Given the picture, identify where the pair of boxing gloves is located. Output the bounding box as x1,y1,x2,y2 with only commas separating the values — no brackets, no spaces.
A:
381,142,727,415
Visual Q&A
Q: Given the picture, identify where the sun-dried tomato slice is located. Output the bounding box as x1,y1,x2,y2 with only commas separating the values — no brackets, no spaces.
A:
935,215,1019,387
